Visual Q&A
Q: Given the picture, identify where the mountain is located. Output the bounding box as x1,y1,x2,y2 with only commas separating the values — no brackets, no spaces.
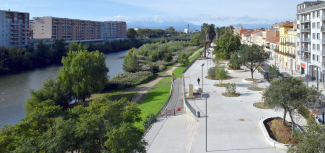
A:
127,21,201,31
231,23,273,29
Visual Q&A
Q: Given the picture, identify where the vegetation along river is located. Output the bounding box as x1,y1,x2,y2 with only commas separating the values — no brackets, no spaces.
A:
0,49,129,128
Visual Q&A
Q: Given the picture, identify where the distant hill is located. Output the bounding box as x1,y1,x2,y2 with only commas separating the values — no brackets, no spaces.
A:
127,21,201,31
127,21,273,31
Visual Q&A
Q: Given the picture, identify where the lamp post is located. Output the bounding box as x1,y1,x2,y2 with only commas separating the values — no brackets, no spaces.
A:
205,97,207,152
201,63,205,99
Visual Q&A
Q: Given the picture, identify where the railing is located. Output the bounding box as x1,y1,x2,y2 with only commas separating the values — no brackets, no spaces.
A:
301,47,311,52
182,56,199,118
286,42,296,46
286,53,295,58
301,28,311,32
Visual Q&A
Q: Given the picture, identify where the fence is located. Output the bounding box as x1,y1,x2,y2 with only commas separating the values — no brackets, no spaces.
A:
182,56,199,118
144,80,174,132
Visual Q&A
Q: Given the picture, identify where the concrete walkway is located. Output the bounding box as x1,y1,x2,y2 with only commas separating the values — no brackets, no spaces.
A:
184,57,307,152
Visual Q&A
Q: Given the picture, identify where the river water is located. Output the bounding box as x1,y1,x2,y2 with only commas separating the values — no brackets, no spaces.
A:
0,50,128,128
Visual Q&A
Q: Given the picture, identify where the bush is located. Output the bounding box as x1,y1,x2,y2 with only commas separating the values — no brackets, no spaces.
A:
215,63,228,80
150,65,159,74
225,83,237,95
179,52,189,66
228,54,241,69
208,67,216,78
109,71,154,89
143,112,156,130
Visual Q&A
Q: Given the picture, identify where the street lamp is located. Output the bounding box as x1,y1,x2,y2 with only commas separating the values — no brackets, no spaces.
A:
201,63,205,99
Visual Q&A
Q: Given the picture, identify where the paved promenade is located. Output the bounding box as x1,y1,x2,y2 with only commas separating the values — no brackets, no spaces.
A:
184,57,307,152
145,50,309,153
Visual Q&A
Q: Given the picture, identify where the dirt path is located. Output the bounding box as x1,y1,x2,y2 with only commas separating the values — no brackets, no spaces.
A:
131,48,203,102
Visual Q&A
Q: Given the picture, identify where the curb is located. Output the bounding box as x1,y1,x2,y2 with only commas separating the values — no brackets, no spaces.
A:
259,117,294,151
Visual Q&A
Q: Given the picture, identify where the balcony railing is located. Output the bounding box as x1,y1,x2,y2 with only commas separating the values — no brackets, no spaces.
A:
301,28,311,32
286,42,296,46
301,57,311,62
301,47,311,52
286,53,296,58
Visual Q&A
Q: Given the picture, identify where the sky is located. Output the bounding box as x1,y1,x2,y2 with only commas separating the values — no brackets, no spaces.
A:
0,0,303,26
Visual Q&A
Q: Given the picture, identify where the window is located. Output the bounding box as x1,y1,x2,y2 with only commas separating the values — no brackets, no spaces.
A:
313,33,316,39
297,33,300,37
313,54,315,60
313,12,315,18
313,44,315,49
317,55,319,61
297,15,300,20
297,42,300,46
312,22,315,28
317,22,320,28
317,11,320,17
317,33,320,39
317,44,320,50
297,24,300,29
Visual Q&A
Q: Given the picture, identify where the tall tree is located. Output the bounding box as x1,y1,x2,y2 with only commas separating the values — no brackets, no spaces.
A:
57,50,109,102
52,39,67,63
288,120,325,152
263,77,321,137
127,28,137,39
237,44,269,79
123,48,139,73
213,31,241,59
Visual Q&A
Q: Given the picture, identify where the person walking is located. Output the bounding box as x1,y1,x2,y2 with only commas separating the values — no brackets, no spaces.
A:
197,77,200,85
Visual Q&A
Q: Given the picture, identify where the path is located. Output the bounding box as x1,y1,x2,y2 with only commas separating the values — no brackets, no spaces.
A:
131,48,203,102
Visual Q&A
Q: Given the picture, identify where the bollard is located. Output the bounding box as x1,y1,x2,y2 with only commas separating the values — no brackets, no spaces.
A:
197,111,200,117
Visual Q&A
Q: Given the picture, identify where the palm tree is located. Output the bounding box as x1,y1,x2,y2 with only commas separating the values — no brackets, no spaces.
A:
204,27,210,58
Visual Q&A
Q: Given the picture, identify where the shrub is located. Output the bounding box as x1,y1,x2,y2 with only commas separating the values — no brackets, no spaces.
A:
228,54,241,69
179,52,189,66
225,83,237,95
150,65,159,74
208,67,216,78
215,63,228,80
143,112,156,130
109,71,154,89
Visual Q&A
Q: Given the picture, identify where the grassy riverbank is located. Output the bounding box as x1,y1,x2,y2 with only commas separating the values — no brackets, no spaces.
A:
173,48,202,78
135,76,173,129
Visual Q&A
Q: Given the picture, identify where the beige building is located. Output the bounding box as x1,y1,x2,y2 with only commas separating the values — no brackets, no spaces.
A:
0,9,30,47
32,17,101,41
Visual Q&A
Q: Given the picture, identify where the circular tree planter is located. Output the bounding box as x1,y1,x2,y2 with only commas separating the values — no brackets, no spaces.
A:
227,68,246,72
205,76,232,80
243,78,262,83
221,92,240,97
247,86,264,91
259,117,302,150
253,102,272,109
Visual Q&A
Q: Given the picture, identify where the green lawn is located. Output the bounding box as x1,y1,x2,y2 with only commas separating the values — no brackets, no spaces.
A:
135,76,173,129
173,48,202,78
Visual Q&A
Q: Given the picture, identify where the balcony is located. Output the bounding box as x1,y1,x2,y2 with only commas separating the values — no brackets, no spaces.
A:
301,28,311,32
301,57,311,62
301,47,311,52
286,53,296,58
301,38,310,42
301,18,310,23
286,42,296,46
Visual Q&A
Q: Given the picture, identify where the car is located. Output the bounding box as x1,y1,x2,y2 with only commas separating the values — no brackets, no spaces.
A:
315,115,325,125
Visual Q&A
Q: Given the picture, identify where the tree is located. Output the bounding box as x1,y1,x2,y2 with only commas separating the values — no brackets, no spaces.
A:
263,77,321,137
0,46,9,72
201,23,215,57
238,44,269,79
127,28,137,39
288,120,325,153
165,26,176,35
269,64,280,77
0,96,147,152
213,31,241,59
179,52,189,66
57,50,109,102
228,53,242,69
123,48,139,73
52,39,67,63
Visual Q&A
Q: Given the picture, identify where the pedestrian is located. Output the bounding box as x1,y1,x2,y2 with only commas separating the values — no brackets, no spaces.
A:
197,77,200,85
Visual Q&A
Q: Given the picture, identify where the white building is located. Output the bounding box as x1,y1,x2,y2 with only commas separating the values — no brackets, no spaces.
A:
296,1,325,83
233,25,243,35
184,29,188,34
0,9,30,47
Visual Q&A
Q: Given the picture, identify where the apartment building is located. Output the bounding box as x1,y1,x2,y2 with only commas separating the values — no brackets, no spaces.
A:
279,22,294,69
266,36,280,62
233,25,243,35
100,21,117,40
250,30,263,44
287,21,297,71
33,17,101,41
0,9,30,47
105,21,127,38
296,1,325,83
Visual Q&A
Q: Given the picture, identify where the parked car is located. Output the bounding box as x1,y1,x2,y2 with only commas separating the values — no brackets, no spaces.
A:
315,115,325,125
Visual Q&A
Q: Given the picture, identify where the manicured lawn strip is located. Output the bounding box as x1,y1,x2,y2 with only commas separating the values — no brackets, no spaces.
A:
173,66,186,78
135,76,173,129
189,50,201,63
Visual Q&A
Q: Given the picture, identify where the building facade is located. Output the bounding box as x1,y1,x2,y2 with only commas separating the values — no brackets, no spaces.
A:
233,25,243,35
279,22,294,69
105,21,127,38
296,1,325,84
0,9,30,47
287,21,297,71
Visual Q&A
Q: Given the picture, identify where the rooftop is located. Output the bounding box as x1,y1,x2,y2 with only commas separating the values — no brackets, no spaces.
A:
266,36,280,43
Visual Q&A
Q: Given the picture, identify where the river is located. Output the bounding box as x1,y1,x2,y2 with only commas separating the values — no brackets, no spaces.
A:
0,50,129,128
